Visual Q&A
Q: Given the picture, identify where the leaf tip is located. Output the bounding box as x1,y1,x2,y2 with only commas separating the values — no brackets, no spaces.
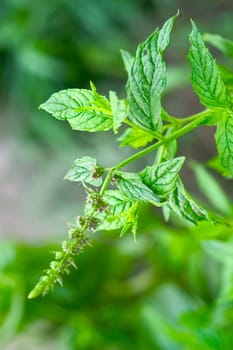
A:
190,19,198,32
28,288,40,299
39,102,46,111
89,81,96,93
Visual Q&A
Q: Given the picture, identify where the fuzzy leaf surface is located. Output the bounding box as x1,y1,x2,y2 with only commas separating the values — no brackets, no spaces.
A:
40,86,113,132
215,112,233,178
64,156,103,186
188,21,231,108
126,15,177,132
141,157,185,197
115,172,162,205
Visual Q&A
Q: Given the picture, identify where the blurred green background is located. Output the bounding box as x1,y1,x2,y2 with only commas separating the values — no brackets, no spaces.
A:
1,0,233,349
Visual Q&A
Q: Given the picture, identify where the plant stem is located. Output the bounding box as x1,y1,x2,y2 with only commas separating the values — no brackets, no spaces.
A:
115,110,209,169
124,118,164,140
100,110,210,192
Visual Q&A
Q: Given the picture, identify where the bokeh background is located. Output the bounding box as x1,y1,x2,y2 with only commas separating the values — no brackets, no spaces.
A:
1,0,233,349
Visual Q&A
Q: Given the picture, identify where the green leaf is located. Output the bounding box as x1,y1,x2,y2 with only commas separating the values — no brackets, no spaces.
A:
126,15,177,132
118,127,155,148
120,201,140,240
188,21,231,109
202,240,233,263
157,12,179,52
109,91,128,133
191,162,232,215
141,157,185,197
64,156,103,186
204,33,233,57
202,240,233,304
219,65,233,85
40,84,113,132
115,172,162,205
120,49,134,75
215,111,233,178
208,156,232,178
168,178,210,225
97,190,139,239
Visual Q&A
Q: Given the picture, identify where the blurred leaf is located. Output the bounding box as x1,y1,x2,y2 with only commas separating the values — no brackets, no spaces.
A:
120,49,134,75
215,111,233,178
202,240,233,263
204,33,233,57
191,162,232,215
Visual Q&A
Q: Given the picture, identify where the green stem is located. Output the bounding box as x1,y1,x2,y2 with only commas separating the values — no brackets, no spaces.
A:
124,118,164,141
163,109,210,125
29,109,211,298
116,111,208,169
100,110,209,191
99,169,114,195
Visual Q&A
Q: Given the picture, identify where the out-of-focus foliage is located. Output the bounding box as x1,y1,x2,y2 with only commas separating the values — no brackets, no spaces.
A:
1,163,233,349
1,0,233,348
1,205,233,349
0,0,145,148
1,0,232,146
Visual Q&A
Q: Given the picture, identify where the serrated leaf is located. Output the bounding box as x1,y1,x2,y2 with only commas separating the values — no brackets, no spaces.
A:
141,157,185,197
40,84,113,132
215,112,233,178
97,191,139,237
126,15,177,132
115,172,162,205
191,162,232,215
157,12,179,52
120,49,134,75
120,201,139,240
64,156,103,186
188,21,231,109
204,33,233,57
118,127,155,148
168,178,209,225
109,91,128,133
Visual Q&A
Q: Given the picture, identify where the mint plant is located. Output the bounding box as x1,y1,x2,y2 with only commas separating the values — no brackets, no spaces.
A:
29,14,233,298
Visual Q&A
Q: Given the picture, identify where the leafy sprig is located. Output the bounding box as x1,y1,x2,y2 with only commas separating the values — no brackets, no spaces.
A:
29,15,233,298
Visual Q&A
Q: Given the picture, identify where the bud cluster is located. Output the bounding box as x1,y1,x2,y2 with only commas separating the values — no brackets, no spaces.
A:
87,191,108,212
91,165,104,179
